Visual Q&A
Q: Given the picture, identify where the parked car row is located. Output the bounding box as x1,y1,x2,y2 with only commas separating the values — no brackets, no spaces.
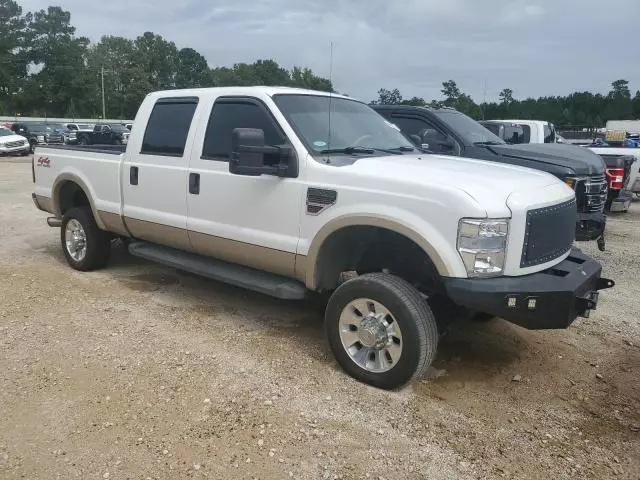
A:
475,119,640,214
31,86,614,390
0,121,134,153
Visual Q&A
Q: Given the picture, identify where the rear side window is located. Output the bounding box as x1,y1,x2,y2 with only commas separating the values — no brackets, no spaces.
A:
544,123,555,143
202,101,286,160
141,98,198,156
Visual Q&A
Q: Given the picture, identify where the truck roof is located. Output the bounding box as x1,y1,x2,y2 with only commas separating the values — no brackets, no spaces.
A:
372,105,458,113
146,86,351,101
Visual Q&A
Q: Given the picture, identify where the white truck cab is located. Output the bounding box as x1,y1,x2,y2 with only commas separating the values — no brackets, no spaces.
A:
480,119,560,144
31,87,614,389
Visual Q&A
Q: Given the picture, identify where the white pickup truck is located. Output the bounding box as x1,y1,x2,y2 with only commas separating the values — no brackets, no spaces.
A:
32,87,614,389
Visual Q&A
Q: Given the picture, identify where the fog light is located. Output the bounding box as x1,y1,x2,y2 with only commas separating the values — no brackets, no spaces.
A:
527,298,537,310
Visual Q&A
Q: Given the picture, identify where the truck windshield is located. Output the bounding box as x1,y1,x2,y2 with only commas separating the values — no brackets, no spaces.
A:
0,129,13,137
273,94,415,155
433,111,505,146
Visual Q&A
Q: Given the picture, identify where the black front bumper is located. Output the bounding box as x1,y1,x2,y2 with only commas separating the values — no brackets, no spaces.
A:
443,248,614,330
575,211,605,241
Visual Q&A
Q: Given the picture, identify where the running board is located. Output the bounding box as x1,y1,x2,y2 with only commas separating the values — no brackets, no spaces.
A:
128,241,308,300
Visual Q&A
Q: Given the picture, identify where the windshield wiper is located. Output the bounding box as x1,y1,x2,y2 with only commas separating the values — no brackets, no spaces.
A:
320,146,376,155
389,146,416,152
320,146,404,156
473,141,503,146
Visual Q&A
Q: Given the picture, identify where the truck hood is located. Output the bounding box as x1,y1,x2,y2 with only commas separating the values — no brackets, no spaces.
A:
0,133,27,143
487,143,605,176
349,153,564,215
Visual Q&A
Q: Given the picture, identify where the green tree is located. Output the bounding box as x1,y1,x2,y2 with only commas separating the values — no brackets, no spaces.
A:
441,80,461,107
400,96,427,106
290,66,332,91
499,88,514,105
134,32,178,90
0,0,28,113
20,6,91,117
373,88,402,105
175,47,211,89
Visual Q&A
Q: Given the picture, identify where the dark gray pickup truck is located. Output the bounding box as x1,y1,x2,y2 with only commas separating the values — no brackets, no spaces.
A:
373,105,608,249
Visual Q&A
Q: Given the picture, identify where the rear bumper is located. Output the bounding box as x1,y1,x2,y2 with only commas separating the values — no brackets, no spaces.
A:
609,189,633,212
443,248,614,330
575,211,605,241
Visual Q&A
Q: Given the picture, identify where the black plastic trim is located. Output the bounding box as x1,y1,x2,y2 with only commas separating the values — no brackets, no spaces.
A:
443,248,614,330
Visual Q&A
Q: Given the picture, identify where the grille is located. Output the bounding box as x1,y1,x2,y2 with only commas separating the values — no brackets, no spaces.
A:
306,188,337,215
5,141,25,148
576,174,607,213
46,135,64,143
521,198,576,268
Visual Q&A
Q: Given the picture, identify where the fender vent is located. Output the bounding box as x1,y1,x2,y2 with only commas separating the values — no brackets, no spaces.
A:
307,188,337,215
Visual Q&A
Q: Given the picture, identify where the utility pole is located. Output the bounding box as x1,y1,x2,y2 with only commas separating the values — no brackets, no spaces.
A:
101,66,106,120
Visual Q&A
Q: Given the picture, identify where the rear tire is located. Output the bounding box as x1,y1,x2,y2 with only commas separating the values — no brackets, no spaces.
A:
325,273,438,389
61,207,111,271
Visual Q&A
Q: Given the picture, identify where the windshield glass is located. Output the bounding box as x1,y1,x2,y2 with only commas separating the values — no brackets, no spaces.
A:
0,128,14,137
273,94,414,154
433,111,505,145
110,124,127,132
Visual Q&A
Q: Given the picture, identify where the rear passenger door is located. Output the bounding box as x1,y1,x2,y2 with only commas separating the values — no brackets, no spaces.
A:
186,96,303,278
121,97,200,251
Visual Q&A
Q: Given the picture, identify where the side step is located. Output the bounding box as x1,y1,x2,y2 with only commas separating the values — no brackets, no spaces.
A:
128,241,308,300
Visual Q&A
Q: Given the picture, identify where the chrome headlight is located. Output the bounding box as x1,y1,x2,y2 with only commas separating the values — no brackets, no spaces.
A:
457,219,509,277
37,135,45,142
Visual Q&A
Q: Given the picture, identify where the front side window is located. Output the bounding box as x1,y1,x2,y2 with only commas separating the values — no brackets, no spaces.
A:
141,98,198,156
273,94,414,156
202,100,286,160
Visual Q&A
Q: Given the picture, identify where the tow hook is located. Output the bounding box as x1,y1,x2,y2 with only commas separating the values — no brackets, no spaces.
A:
597,234,605,252
46,217,62,227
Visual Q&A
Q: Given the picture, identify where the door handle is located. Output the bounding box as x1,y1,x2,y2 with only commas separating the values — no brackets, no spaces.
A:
130,166,138,185
189,173,200,195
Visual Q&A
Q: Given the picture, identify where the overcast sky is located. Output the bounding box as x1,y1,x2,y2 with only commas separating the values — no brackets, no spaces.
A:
21,0,640,102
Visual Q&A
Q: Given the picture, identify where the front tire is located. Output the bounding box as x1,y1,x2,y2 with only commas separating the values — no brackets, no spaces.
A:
325,273,438,389
61,207,111,271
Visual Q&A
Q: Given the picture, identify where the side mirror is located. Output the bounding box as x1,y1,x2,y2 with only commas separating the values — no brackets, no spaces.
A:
438,137,456,151
230,128,293,177
408,134,421,146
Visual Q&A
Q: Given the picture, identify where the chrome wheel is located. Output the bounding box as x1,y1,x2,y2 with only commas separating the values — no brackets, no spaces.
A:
65,219,87,262
339,298,403,373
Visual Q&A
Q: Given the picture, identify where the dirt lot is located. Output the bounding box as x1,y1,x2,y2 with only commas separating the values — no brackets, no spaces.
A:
0,158,638,479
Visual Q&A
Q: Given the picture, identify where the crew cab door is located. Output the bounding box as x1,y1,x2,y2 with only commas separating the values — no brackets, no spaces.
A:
121,97,200,251
186,96,303,278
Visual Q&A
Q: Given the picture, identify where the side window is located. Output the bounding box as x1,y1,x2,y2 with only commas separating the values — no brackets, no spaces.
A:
389,116,428,137
202,100,286,161
543,123,555,143
141,98,198,156
392,115,452,153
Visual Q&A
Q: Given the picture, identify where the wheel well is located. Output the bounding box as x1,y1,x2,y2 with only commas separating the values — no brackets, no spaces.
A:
313,226,442,293
57,181,90,215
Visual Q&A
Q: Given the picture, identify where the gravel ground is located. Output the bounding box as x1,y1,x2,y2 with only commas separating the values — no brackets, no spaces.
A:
0,158,638,479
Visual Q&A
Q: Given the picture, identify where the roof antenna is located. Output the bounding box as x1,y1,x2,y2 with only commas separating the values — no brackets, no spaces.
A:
327,41,333,153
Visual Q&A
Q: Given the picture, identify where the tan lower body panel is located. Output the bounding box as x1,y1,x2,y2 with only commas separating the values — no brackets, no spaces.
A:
98,211,130,237
124,217,193,252
34,195,54,214
189,230,297,279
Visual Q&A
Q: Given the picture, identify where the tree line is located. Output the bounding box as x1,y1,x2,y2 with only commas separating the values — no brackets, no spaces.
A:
0,0,332,119
1,0,639,126
373,79,640,128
